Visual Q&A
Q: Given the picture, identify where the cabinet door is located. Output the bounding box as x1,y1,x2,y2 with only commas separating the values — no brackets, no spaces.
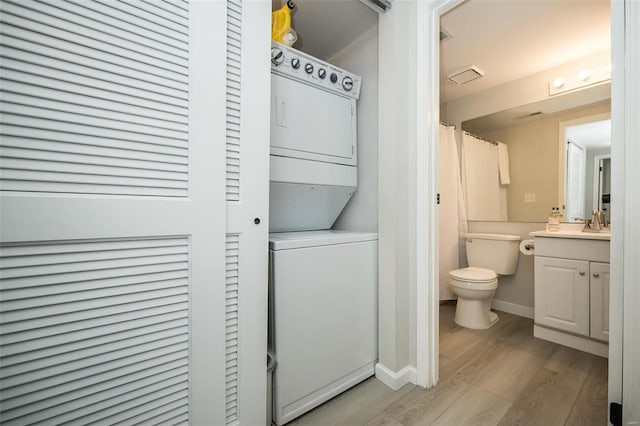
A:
535,256,590,335
590,262,610,342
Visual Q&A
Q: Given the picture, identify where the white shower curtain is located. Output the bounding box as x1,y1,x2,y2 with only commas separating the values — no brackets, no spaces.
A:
439,125,466,301
461,132,508,221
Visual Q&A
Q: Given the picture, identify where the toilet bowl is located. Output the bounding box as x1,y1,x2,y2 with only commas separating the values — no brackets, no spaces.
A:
449,267,498,329
448,233,520,330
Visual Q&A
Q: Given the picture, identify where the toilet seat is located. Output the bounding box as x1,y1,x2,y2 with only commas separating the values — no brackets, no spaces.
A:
449,278,497,291
449,267,497,282
449,267,497,291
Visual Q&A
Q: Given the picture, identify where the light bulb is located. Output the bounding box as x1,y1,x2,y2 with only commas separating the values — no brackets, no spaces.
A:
552,78,565,88
578,69,591,81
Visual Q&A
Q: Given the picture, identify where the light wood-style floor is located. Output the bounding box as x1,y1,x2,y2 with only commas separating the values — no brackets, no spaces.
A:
289,301,608,426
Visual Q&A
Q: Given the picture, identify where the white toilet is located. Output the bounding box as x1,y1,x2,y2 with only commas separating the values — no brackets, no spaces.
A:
449,233,520,329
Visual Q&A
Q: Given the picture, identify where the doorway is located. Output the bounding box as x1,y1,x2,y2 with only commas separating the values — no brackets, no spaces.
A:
418,1,620,406
410,0,640,419
436,0,611,354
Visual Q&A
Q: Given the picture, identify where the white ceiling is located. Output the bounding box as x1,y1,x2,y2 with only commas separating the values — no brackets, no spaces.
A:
566,119,611,148
440,0,611,103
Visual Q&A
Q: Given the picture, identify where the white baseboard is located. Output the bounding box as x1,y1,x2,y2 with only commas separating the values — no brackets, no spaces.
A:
491,299,534,319
375,363,416,391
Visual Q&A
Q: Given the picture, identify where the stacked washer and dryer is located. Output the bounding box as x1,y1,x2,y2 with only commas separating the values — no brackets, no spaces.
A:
268,41,378,425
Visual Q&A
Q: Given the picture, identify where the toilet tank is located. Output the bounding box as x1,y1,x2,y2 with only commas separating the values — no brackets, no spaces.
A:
465,233,521,275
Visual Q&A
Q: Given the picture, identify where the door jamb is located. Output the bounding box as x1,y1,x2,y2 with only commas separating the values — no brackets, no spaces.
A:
416,0,465,388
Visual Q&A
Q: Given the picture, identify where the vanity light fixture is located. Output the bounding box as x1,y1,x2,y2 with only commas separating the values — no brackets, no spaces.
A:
549,64,611,96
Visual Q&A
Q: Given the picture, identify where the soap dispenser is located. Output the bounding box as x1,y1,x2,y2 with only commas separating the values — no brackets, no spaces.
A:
547,207,560,232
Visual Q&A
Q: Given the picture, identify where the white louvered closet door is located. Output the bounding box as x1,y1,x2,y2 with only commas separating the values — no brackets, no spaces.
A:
223,1,270,426
0,1,270,425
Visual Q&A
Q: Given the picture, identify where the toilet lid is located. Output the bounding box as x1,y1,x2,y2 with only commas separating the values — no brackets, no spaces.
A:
449,267,497,282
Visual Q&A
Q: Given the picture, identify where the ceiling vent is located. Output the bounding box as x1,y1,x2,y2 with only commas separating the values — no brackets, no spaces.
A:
516,111,543,120
359,0,392,14
447,66,484,85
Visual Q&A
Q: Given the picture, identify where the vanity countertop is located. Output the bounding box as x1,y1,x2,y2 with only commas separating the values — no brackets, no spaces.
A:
530,229,610,240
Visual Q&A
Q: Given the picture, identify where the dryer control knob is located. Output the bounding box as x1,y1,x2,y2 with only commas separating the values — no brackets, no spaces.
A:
304,63,314,74
318,68,326,79
271,47,284,66
342,76,354,91
330,73,338,83
291,58,300,69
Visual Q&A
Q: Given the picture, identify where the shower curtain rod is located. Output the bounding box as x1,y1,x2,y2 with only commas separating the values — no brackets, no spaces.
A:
462,130,499,145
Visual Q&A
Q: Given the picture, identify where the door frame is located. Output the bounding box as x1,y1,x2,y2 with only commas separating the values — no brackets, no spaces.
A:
415,0,466,388
417,0,640,420
609,0,640,422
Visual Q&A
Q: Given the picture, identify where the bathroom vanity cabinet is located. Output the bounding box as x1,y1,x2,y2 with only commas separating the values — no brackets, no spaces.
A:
531,231,610,357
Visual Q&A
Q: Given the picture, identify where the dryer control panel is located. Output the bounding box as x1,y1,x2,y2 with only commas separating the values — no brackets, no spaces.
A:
271,41,361,100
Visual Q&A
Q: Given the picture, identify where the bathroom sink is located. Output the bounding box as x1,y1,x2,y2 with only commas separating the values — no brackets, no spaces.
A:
582,228,609,234
530,222,610,240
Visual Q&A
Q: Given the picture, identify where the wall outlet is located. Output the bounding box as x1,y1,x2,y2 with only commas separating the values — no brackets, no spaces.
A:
524,193,536,203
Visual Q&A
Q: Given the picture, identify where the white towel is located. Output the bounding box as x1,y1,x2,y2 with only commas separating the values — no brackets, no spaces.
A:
497,142,511,185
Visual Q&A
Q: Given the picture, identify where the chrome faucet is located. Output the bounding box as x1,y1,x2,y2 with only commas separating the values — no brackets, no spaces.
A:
592,210,604,231
573,217,593,232
574,211,606,232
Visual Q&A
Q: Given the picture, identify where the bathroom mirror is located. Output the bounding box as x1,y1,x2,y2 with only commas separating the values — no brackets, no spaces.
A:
463,88,611,223
559,115,611,222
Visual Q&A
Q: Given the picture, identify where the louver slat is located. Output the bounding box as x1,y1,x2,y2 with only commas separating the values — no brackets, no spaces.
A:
226,0,242,202
0,237,191,425
0,0,190,197
225,233,240,425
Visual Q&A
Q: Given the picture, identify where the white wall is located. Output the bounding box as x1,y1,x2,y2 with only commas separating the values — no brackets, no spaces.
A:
331,25,379,233
377,0,419,375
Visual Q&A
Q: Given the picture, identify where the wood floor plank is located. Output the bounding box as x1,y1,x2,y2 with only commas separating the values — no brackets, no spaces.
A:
544,345,595,381
565,356,608,426
288,377,413,426
496,367,584,426
439,310,516,361
438,354,453,371
475,333,557,401
365,411,405,426
385,319,523,426
431,385,512,426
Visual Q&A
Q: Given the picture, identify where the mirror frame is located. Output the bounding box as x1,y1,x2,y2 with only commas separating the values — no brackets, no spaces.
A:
557,111,611,221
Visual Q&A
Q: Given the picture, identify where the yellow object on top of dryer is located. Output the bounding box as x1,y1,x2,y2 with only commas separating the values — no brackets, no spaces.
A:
272,1,295,44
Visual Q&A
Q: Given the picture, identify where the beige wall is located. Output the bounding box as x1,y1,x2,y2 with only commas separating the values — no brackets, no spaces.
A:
475,101,611,222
